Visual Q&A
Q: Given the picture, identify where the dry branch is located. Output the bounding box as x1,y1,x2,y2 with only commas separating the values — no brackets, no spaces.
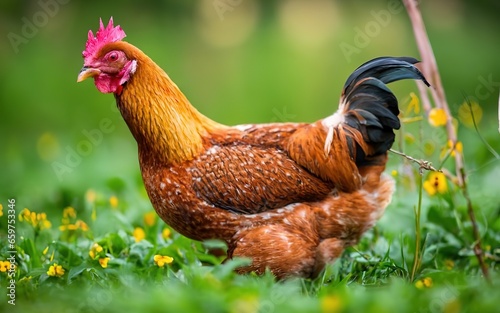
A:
403,0,490,281
389,149,440,174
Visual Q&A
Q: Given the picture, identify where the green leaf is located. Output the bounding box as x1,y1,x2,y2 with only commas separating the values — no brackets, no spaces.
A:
68,262,91,281
106,177,127,193
128,240,154,265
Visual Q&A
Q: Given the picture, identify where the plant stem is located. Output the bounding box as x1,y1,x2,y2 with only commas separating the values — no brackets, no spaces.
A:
459,168,490,281
403,0,490,281
410,173,423,282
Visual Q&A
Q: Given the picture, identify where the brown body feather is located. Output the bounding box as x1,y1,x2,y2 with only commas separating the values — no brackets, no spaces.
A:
84,41,427,279
138,121,394,278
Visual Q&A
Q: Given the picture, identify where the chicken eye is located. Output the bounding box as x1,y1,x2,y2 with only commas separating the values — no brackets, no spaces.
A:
108,52,118,62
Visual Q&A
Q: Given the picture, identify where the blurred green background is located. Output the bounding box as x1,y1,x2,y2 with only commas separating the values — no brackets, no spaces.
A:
1,0,499,209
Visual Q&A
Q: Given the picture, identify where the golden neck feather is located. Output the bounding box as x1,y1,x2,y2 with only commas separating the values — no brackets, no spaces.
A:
114,42,222,165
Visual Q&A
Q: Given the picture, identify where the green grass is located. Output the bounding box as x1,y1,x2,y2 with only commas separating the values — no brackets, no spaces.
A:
1,118,499,312
1,2,500,311
1,197,499,313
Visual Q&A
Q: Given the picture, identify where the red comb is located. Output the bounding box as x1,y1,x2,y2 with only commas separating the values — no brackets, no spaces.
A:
82,17,126,60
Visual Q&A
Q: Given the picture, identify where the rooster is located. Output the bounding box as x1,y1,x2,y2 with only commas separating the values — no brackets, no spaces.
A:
77,18,429,279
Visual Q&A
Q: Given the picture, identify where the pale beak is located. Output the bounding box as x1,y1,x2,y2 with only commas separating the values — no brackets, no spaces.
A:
77,67,101,82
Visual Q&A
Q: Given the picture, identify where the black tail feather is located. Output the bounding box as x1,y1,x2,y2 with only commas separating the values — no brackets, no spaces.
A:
344,57,430,94
340,57,429,163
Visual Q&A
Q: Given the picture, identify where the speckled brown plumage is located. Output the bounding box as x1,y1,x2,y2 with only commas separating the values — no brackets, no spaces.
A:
79,30,429,279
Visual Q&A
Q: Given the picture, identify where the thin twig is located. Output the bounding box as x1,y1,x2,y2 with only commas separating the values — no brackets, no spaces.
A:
403,0,490,281
389,149,441,174
440,168,457,185
460,167,490,281
403,0,463,186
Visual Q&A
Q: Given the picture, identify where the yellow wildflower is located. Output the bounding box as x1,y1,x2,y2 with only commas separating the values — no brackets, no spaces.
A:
109,196,119,208
321,294,342,313
59,223,78,231
406,92,420,115
19,208,51,230
423,140,436,156
428,108,447,127
0,261,11,272
404,133,415,145
415,277,433,289
47,263,65,277
63,207,76,219
89,243,103,259
230,295,259,313
441,140,463,159
444,299,461,313
0,204,3,217
458,101,482,128
154,255,174,267
75,220,89,231
59,212,88,232
19,208,33,224
38,213,52,230
99,257,110,269
423,172,448,196
162,228,171,239
144,211,156,227
444,259,455,270
43,246,49,255
37,132,60,161
133,227,146,242
85,189,97,203
423,277,433,288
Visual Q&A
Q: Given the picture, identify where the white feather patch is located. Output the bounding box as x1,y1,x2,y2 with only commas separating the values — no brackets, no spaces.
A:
322,111,345,155
130,59,137,74
233,124,253,131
